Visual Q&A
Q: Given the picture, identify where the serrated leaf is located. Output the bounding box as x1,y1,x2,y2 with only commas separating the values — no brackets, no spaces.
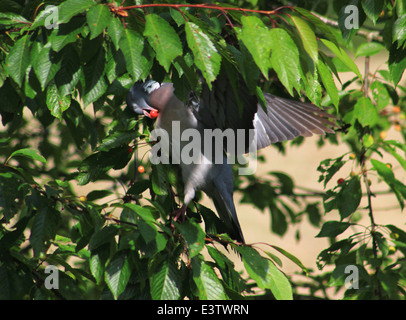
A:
123,203,157,223
269,28,301,96
9,148,46,163
317,57,339,109
336,177,362,219
86,189,113,201
238,16,271,79
370,81,389,110
108,17,124,50
47,81,71,118
88,225,119,251
192,257,226,300
353,96,379,127
291,15,318,63
86,4,111,40
316,221,351,238
151,164,169,195
321,39,362,80
0,12,29,25
144,14,182,72
389,42,406,86
150,260,181,300
393,14,406,46
293,7,339,46
32,43,60,90
97,130,139,151
5,35,31,86
237,246,292,299
269,245,308,273
176,220,205,258
362,0,384,24
371,159,406,209
49,17,86,52
29,207,60,257
77,147,132,185
185,21,221,88
105,252,131,300
58,0,95,24
119,29,151,81
83,48,107,106
355,42,385,57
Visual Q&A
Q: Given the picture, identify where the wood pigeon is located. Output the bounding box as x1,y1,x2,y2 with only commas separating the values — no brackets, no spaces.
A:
126,75,337,244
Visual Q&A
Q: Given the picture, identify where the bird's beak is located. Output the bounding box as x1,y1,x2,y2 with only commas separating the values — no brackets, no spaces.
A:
142,107,159,119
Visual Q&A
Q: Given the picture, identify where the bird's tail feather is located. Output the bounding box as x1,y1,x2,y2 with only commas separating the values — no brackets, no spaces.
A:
210,188,245,244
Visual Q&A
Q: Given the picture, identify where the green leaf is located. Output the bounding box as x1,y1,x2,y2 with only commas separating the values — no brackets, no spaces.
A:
185,21,221,88
176,220,205,258
191,257,226,299
370,81,390,110
86,4,112,40
353,97,379,127
144,14,183,72
46,81,71,118
293,7,339,46
371,159,406,209
317,156,345,187
123,203,157,223
83,48,107,106
150,259,181,300
269,28,301,96
389,42,406,86
393,14,406,46
49,17,86,52
269,244,309,273
105,252,131,300
30,207,61,257
97,130,139,152
88,225,119,251
151,164,169,195
86,190,113,201
316,221,351,238
362,0,384,24
0,12,29,26
58,0,95,24
238,15,271,79
5,35,31,86
9,148,46,164
119,29,151,81
237,246,292,299
336,177,362,219
291,15,318,63
77,147,132,185
355,42,385,57
317,58,339,109
108,17,124,50
321,39,362,79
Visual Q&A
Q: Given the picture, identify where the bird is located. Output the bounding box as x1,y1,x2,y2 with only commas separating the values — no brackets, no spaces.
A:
126,73,337,244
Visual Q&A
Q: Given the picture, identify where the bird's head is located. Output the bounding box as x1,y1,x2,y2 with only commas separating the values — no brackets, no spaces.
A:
127,80,175,119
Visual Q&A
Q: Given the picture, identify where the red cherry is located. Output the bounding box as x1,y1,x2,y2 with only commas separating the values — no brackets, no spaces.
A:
337,178,345,184
127,147,134,154
150,110,158,119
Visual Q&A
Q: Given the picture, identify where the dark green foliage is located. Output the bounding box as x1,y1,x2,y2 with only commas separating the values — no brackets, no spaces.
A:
0,0,406,300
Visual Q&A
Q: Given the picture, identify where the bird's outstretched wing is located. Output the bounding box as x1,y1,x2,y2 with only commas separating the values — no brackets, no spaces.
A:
190,71,338,153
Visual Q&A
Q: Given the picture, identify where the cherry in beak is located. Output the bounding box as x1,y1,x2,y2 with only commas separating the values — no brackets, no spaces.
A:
143,108,158,119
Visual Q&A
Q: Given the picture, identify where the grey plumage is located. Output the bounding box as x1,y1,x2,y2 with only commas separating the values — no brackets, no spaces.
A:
127,78,337,244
